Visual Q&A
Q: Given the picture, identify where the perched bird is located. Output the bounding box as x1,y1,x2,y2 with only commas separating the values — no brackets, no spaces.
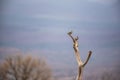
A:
67,31,72,35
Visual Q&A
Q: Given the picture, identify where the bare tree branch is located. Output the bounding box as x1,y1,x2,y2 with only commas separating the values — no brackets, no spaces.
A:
0,55,52,80
68,31,92,80
83,51,92,67
68,31,82,66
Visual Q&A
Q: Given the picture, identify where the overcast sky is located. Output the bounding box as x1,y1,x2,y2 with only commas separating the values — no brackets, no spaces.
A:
0,0,120,74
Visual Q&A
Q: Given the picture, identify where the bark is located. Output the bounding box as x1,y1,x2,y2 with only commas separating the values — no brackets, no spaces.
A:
68,31,92,80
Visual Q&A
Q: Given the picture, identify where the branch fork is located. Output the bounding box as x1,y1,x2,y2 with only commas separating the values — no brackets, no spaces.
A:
68,31,92,80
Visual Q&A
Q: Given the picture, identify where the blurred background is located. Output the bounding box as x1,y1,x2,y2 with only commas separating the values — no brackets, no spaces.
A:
0,0,120,80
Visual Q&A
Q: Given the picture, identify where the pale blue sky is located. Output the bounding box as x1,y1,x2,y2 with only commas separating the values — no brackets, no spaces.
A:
0,0,120,74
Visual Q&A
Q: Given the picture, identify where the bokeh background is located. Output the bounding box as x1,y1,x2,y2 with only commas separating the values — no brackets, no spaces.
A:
0,0,120,80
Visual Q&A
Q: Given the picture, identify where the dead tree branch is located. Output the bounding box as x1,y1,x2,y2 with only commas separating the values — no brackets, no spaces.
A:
68,31,92,80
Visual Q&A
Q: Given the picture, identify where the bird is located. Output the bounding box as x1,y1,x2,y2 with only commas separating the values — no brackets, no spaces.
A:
67,31,72,35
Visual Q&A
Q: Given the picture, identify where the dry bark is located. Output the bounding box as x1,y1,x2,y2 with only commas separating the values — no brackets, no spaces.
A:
68,31,92,80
